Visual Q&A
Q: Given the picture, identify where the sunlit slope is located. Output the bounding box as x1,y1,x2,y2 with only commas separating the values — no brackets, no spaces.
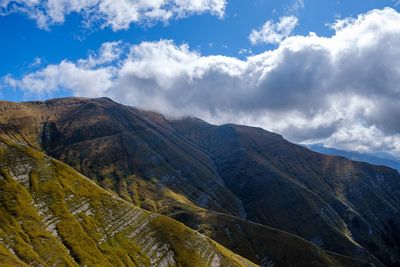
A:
0,139,256,267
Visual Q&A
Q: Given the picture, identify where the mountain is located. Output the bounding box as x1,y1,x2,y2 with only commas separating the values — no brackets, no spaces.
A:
0,97,399,266
307,144,400,171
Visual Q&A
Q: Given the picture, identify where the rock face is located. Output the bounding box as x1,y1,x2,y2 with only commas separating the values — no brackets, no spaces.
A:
0,97,399,266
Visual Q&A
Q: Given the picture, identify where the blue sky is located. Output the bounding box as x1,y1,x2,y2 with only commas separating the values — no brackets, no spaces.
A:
1,0,398,92
1,0,400,154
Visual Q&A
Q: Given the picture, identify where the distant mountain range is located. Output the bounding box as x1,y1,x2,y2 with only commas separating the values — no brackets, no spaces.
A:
307,144,400,171
0,97,400,266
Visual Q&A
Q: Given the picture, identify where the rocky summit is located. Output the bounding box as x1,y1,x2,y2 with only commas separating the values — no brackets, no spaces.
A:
0,97,399,266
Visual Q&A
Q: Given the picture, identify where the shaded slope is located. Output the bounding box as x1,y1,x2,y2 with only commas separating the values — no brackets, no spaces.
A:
171,118,400,266
0,139,256,267
170,210,373,267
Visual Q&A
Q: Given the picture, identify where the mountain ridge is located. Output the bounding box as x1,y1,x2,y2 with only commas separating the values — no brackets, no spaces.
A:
0,97,399,266
307,144,400,171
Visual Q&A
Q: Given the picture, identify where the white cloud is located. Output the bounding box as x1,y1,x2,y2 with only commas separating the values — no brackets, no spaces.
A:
0,0,226,30
4,60,116,97
78,41,125,68
249,16,298,45
4,8,400,154
284,0,304,14
29,57,43,68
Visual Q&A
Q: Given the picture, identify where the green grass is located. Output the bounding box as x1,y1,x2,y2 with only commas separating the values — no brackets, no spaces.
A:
150,216,207,267
0,166,76,266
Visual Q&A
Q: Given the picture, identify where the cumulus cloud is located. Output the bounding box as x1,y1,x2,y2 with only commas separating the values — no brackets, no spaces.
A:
249,16,298,45
3,61,115,97
78,41,126,68
3,8,400,154
0,0,226,30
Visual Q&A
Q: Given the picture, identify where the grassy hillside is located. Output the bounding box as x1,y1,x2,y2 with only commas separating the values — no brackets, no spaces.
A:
0,139,257,266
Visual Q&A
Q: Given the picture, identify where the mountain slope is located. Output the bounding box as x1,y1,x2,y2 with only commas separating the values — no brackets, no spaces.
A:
21,97,245,217
174,210,374,267
0,139,258,266
171,118,400,266
0,97,398,266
